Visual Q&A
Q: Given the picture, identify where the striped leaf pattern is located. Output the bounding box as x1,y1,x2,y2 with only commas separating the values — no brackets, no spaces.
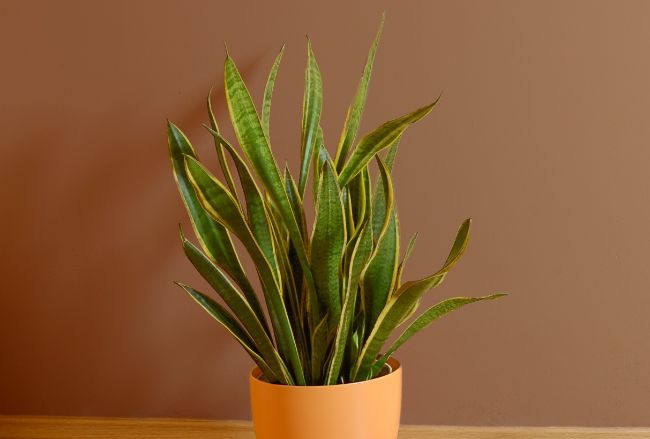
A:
168,16,505,385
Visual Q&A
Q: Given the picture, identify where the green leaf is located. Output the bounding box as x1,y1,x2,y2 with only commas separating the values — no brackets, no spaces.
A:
442,218,472,270
298,40,323,196
325,220,373,384
310,160,346,327
184,155,306,385
383,136,400,171
361,148,399,331
352,218,473,381
395,234,419,324
310,314,329,385
363,211,399,330
334,13,385,172
371,293,508,376
204,127,277,273
262,46,285,139
373,156,394,241
353,272,436,381
179,232,293,384
176,282,279,383
224,53,320,325
207,90,239,201
312,126,327,207
338,100,438,187
371,135,399,237
346,170,367,233
284,166,308,239
396,232,418,286
268,213,309,379
167,121,256,309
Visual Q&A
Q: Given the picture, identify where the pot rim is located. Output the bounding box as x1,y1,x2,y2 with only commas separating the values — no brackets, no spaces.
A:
250,357,401,389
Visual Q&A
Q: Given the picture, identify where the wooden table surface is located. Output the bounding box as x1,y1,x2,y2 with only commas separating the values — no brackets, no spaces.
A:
1,416,649,439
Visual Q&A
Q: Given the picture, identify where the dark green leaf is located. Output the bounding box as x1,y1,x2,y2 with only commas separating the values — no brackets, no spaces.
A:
299,40,323,196
184,155,306,385
224,53,320,326
326,221,373,384
311,160,346,327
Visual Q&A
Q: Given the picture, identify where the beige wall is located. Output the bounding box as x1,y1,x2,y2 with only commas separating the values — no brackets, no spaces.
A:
1,0,649,426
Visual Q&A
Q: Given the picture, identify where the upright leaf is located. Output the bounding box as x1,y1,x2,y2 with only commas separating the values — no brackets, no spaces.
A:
205,127,277,272
364,210,399,329
312,126,327,206
373,156,394,241
334,13,384,171
224,54,320,324
326,221,373,384
363,153,397,329
310,160,346,327
310,314,329,385
298,40,323,196
262,46,285,139
185,155,306,385
397,232,418,286
207,90,239,200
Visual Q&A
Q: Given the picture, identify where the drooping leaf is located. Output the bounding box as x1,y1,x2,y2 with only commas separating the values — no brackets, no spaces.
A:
184,155,306,385
338,100,438,187
224,53,319,325
176,282,279,382
310,160,346,327
371,293,508,376
334,13,385,172
262,46,285,139
298,40,323,196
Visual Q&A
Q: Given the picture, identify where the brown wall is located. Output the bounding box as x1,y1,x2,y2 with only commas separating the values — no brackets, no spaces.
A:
1,0,649,426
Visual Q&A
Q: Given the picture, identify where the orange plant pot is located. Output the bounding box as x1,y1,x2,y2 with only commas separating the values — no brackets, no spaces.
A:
249,358,402,439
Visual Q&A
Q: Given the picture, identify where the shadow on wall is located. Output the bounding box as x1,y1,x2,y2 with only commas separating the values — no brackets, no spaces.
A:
0,55,267,419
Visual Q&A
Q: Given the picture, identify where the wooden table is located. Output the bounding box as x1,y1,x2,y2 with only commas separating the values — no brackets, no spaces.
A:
1,416,648,438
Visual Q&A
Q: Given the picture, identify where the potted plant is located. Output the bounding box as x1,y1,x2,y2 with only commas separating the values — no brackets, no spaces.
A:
168,15,505,439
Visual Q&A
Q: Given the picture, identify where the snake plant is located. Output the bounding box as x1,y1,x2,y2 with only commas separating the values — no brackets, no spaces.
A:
168,16,505,385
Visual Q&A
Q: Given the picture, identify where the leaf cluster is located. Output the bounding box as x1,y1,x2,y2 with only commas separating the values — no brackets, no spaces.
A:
169,16,505,385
